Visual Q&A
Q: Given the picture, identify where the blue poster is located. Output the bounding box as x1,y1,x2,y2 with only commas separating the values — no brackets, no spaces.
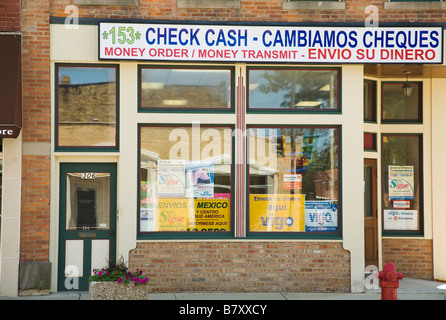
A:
305,201,338,232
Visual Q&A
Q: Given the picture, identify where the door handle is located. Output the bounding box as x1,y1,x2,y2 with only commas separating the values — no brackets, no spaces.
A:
110,231,115,236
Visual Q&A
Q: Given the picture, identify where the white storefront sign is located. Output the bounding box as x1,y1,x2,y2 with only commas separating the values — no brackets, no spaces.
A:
99,23,443,64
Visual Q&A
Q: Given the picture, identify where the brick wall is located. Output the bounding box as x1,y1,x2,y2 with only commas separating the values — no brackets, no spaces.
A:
49,0,446,24
382,239,433,280
0,0,20,32
129,241,351,293
20,0,51,262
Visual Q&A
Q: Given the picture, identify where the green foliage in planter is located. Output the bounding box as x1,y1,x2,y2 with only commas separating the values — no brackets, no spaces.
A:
89,256,149,285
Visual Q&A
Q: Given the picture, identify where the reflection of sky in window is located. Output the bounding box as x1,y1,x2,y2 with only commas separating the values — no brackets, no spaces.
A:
58,67,116,85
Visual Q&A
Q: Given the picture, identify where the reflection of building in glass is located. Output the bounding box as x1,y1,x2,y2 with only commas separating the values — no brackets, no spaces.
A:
141,82,228,108
58,74,117,147
248,127,339,203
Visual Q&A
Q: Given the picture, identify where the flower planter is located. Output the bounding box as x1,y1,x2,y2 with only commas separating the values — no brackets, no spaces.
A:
89,281,148,300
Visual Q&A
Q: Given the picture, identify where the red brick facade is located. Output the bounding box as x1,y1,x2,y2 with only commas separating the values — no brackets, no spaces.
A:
383,239,433,280
20,0,51,262
0,0,20,31
49,0,446,24
10,0,441,292
130,241,351,293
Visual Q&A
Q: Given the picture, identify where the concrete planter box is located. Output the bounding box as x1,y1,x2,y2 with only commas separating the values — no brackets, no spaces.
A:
89,281,148,300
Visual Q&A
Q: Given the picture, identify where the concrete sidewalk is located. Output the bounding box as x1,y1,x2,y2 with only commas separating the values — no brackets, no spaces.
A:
0,278,444,300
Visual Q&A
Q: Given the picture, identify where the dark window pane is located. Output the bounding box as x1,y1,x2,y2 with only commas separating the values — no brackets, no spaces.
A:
364,80,376,122
382,82,422,122
364,132,376,151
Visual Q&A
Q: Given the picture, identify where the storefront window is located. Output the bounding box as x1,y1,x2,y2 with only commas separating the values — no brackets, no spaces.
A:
139,125,233,237
139,66,233,111
364,80,376,122
247,126,340,236
56,65,118,150
382,134,423,235
247,68,340,111
381,82,422,123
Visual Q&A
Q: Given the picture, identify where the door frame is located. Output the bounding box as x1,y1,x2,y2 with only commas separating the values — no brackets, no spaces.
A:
57,162,117,291
364,158,379,268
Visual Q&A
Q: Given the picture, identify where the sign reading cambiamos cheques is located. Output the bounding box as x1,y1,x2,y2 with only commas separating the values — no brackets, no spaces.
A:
99,23,443,63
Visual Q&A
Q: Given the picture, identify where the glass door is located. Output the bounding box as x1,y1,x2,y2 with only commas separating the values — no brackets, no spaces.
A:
58,163,117,291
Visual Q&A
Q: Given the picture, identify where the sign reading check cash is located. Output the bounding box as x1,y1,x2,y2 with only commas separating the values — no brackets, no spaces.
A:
99,22,443,64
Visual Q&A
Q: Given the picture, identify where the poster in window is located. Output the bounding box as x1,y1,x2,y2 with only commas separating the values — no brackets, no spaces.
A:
140,181,157,232
156,198,230,232
283,174,302,190
388,165,414,200
384,209,418,230
186,161,214,198
157,160,186,197
304,201,338,232
249,194,305,232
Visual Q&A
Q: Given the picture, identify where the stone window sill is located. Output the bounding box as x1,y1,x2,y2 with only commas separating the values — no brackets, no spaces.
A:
384,2,446,10
283,1,345,10
73,0,138,5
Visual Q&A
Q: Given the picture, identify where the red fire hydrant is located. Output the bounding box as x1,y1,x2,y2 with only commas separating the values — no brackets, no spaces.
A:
378,262,404,300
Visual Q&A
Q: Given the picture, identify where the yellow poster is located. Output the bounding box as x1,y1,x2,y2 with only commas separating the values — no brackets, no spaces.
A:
157,198,231,232
249,194,305,232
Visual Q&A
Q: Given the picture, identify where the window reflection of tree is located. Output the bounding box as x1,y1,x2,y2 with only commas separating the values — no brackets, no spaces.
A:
382,83,420,121
249,127,338,203
256,70,337,109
